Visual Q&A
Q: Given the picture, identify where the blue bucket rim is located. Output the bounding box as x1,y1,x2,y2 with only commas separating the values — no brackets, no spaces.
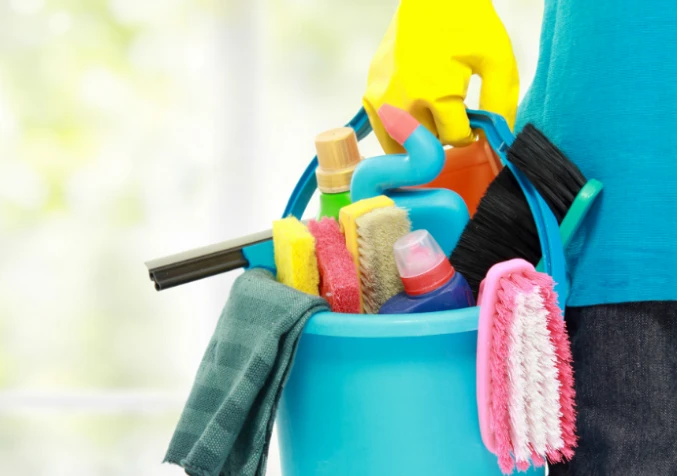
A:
303,306,480,338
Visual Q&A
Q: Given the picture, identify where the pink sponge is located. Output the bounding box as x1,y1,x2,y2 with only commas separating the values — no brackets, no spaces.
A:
308,217,360,314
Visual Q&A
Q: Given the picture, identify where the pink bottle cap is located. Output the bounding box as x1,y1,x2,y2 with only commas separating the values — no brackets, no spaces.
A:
393,230,454,296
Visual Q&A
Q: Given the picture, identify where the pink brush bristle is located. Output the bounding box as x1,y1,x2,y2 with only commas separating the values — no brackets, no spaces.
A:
547,448,564,465
308,218,360,314
530,452,546,468
534,272,578,459
502,280,531,470
377,104,419,145
516,459,532,472
491,284,518,474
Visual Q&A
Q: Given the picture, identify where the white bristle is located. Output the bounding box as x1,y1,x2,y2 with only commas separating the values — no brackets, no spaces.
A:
518,288,555,457
507,285,531,466
527,286,564,453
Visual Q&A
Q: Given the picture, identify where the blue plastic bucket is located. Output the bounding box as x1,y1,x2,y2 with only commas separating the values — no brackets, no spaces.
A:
262,108,565,476
276,309,543,475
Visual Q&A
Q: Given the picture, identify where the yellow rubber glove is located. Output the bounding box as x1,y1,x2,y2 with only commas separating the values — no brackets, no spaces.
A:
364,0,519,153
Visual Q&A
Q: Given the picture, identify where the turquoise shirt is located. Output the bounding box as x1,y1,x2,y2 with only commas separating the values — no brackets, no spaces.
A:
516,0,677,307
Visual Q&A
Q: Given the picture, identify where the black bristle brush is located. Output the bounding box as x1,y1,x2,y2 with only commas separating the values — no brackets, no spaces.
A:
450,124,587,297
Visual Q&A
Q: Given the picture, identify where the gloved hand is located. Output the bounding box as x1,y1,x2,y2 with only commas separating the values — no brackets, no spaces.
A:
364,0,519,153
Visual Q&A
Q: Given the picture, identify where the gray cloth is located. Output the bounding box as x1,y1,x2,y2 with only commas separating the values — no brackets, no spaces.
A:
550,302,677,476
164,268,329,476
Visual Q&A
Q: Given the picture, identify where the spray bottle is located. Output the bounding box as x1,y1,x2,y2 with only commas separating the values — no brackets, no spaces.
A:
379,229,475,314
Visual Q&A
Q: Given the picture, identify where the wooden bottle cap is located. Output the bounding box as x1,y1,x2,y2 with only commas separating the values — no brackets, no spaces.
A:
314,127,361,193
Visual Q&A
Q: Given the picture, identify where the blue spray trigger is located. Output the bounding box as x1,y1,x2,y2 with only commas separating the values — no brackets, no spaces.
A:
350,124,445,197
350,124,470,256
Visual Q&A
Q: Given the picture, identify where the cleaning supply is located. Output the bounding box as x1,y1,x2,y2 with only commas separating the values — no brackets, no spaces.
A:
362,0,519,152
379,230,474,314
339,196,411,314
286,107,596,303
151,108,567,475
272,216,319,295
450,121,603,298
476,259,576,474
307,217,360,314
351,104,470,256
315,127,361,220
273,116,565,475
164,268,330,476
146,108,599,297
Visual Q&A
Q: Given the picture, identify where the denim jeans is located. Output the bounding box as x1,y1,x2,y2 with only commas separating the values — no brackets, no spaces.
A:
549,302,677,476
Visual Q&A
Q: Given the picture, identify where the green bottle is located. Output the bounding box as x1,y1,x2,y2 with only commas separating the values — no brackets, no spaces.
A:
318,191,353,220
314,127,362,221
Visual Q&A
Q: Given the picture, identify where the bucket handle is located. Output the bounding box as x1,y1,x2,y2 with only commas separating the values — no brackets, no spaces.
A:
282,108,567,309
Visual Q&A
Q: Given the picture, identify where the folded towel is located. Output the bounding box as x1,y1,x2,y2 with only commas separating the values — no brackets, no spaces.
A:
164,268,329,476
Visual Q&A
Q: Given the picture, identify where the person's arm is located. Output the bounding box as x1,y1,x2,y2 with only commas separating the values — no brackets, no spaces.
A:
364,0,519,153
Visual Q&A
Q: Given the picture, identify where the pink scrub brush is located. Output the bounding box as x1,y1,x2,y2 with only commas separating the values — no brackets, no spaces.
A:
476,259,577,474
308,217,360,314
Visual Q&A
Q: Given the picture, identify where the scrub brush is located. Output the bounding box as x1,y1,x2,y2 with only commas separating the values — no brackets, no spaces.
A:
339,196,411,313
357,206,411,314
308,217,360,313
450,123,602,297
476,259,576,474
272,217,320,295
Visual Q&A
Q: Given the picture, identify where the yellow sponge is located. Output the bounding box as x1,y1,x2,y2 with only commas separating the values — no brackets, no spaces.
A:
272,217,319,295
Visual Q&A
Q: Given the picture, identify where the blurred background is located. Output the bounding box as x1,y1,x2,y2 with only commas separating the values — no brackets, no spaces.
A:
0,0,543,474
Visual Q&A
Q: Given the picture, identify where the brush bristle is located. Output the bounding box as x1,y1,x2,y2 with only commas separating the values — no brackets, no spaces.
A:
451,125,588,300
491,276,518,474
450,168,541,298
533,272,578,460
356,207,411,314
504,284,531,471
272,217,320,295
513,281,562,463
308,217,360,314
487,265,577,473
508,124,586,222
